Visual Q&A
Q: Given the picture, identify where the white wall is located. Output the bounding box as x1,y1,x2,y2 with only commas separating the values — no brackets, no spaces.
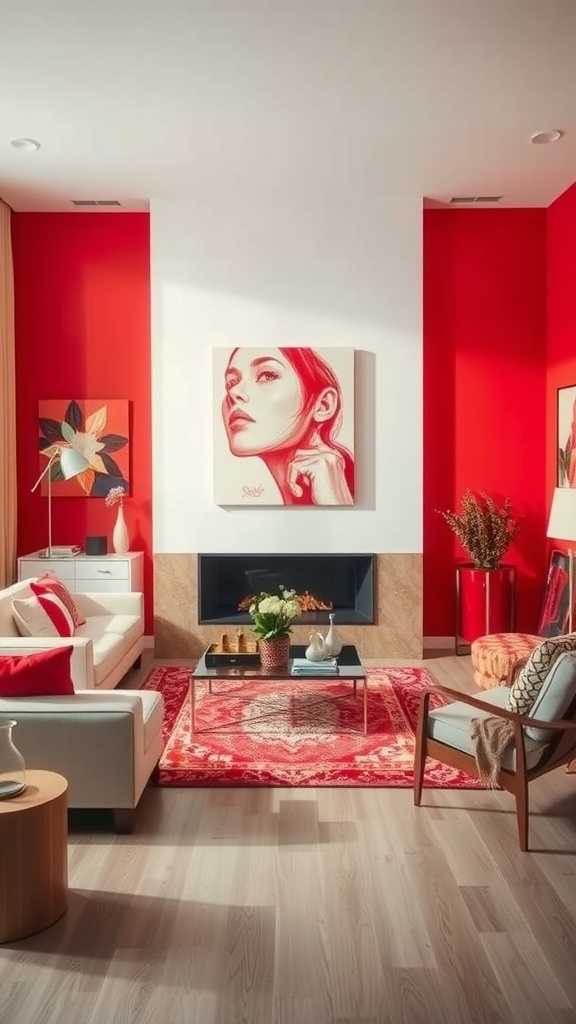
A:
151,196,422,554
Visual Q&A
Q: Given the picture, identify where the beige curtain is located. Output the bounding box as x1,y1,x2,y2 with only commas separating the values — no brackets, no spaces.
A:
0,199,17,587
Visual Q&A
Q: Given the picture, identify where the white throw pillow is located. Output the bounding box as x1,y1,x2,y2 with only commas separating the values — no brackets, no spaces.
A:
12,593,74,638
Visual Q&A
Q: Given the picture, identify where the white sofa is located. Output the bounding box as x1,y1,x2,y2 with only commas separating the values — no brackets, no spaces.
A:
0,578,145,690
0,689,164,832
0,578,162,832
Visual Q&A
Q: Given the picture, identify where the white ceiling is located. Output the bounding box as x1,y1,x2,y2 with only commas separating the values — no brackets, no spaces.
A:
1,0,576,213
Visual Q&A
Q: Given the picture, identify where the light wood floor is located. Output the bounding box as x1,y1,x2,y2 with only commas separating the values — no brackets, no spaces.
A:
1,652,576,1024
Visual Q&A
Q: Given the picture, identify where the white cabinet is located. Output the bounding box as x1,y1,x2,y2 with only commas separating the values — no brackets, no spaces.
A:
18,551,144,595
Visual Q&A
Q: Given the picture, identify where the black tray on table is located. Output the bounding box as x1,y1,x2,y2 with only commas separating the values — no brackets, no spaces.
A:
203,643,261,667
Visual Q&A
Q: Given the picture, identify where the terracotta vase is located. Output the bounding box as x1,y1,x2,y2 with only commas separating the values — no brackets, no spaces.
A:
259,636,290,670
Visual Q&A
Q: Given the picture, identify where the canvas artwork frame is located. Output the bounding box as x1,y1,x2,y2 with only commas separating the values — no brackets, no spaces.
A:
38,399,130,497
212,347,355,506
537,547,576,638
557,384,576,487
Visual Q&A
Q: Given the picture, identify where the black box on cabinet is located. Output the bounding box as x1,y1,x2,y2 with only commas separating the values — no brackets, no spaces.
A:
85,536,107,556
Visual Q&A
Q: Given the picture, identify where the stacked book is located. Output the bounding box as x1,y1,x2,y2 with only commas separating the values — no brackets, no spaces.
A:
40,545,82,558
291,657,339,675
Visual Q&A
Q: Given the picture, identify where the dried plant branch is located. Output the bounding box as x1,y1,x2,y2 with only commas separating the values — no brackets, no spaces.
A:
437,491,521,569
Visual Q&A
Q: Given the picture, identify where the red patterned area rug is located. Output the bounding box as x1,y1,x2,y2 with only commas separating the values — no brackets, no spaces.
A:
143,665,482,788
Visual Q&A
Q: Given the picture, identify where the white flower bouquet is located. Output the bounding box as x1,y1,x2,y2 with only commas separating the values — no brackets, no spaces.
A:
248,587,302,640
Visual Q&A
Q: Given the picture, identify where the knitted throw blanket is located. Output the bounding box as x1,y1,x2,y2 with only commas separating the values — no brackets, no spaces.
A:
470,716,515,788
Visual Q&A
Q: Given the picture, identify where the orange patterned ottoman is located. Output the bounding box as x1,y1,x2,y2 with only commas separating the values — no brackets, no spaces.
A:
470,633,542,689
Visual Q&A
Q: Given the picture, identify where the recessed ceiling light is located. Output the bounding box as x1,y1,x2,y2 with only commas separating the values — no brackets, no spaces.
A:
10,137,41,151
530,129,563,145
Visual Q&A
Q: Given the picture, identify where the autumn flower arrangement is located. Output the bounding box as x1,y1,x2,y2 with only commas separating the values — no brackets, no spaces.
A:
248,587,302,640
438,490,521,570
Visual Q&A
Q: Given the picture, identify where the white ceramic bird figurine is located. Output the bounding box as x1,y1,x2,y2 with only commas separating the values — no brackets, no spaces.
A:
305,631,327,662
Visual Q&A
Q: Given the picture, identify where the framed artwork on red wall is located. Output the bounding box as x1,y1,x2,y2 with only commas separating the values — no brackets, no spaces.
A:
557,384,576,487
213,346,355,506
537,548,575,637
38,399,130,498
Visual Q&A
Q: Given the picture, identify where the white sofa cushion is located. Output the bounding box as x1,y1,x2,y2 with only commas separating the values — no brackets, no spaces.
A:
77,613,142,651
76,614,142,687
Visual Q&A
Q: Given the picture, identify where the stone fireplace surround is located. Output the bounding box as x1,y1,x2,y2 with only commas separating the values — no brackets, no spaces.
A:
154,553,422,659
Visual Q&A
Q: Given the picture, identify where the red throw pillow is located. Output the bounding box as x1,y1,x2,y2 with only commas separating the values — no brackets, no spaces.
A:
31,573,86,628
28,588,74,637
0,646,75,697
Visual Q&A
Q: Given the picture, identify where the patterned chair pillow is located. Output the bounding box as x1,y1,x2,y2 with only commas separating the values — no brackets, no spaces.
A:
506,634,576,715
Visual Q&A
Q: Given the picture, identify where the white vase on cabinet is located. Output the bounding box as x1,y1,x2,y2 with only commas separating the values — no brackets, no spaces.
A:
112,505,130,555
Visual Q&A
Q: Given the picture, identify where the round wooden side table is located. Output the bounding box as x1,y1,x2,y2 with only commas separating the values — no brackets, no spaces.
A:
0,769,68,943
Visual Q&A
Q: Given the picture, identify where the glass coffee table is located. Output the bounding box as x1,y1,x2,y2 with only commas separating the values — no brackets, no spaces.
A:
191,643,367,735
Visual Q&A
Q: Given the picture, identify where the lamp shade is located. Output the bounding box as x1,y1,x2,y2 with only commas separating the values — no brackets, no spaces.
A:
59,448,90,480
547,487,576,541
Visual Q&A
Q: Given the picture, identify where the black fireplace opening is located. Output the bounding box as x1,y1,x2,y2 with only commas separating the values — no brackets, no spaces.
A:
198,553,376,626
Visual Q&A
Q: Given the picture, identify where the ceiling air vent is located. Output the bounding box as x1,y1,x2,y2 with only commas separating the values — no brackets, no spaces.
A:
71,199,122,207
450,195,503,205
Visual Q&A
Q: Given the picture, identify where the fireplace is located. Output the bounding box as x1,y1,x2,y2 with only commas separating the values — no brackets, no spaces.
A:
198,553,375,626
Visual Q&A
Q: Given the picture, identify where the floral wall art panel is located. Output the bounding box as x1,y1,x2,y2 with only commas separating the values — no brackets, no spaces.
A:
213,346,355,506
38,399,130,497
557,384,576,487
537,548,576,637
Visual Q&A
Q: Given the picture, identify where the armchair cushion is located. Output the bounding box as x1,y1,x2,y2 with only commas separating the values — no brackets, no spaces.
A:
506,635,576,715
427,686,547,771
525,652,576,742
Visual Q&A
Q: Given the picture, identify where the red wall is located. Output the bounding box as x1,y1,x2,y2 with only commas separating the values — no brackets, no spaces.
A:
11,213,153,633
547,182,576,491
423,209,548,637
12,200,573,644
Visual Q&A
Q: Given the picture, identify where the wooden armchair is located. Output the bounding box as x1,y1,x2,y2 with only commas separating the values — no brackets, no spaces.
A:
414,652,576,851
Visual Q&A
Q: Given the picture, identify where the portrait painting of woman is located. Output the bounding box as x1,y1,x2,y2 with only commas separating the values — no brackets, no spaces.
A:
213,346,355,506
